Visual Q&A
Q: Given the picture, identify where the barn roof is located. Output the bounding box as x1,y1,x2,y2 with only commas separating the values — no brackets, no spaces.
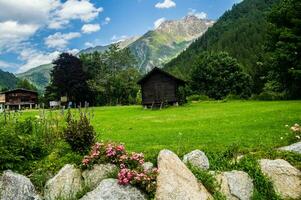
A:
137,67,186,85
0,88,38,95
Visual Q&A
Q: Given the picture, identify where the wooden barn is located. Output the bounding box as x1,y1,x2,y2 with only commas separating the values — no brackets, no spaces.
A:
137,67,185,108
0,89,38,110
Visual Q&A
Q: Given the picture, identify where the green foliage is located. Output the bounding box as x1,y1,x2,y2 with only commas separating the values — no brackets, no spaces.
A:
189,165,226,200
190,52,252,99
165,0,279,94
265,0,301,99
236,156,281,200
63,110,96,154
251,91,286,101
16,79,37,91
187,94,210,102
0,117,48,171
81,44,141,106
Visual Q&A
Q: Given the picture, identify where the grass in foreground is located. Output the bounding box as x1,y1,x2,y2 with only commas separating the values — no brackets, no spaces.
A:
19,100,301,160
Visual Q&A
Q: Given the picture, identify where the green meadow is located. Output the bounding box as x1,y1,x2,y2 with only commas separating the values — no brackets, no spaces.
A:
21,100,301,159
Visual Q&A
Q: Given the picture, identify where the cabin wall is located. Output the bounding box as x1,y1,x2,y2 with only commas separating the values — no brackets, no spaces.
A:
141,73,178,105
5,91,38,105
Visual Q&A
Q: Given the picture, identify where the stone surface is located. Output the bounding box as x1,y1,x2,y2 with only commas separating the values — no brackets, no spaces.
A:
259,159,301,199
278,141,301,154
80,178,146,200
82,164,117,189
44,164,83,200
0,170,40,200
183,150,210,170
156,149,212,200
215,170,253,200
142,162,154,172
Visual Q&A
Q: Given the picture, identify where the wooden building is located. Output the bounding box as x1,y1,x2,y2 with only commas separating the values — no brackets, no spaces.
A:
0,89,38,110
137,67,185,107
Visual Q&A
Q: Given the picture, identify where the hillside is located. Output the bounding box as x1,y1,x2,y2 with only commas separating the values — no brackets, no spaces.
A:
0,69,18,90
164,0,279,79
79,36,139,54
16,64,53,91
129,16,214,72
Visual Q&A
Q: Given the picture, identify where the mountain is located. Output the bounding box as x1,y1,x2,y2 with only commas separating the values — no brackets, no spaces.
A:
19,16,214,90
79,36,140,54
164,0,279,79
0,69,18,90
16,63,53,91
128,16,214,72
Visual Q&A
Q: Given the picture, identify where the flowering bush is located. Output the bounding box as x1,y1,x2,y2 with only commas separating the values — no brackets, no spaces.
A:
290,123,301,140
82,142,158,197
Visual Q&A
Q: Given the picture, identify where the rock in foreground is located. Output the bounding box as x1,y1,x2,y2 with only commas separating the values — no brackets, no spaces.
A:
82,164,117,189
278,141,301,154
259,159,301,199
0,170,40,200
80,178,146,200
156,149,212,200
215,170,253,200
44,164,83,200
183,150,210,170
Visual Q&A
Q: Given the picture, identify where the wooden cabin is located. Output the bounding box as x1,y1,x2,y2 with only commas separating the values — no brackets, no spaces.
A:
0,89,38,110
137,67,185,107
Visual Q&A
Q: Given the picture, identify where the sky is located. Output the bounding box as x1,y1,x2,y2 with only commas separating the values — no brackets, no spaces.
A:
0,0,241,74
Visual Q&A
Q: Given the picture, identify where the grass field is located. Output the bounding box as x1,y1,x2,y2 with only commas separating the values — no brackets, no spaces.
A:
20,100,301,159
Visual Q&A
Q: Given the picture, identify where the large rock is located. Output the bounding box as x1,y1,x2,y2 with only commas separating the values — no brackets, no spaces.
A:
183,150,210,170
82,164,117,189
259,159,301,199
156,149,212,200
278,141,301,154
44,164,83,200
0,170,40,200
80,178,146,200
215,170,253,200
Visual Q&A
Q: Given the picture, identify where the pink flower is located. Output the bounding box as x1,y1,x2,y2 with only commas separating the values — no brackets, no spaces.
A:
116,145,125,151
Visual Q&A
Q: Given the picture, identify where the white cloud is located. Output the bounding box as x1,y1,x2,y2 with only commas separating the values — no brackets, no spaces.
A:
188,9,207,19
0,0,60,24
103,17,111,25
155,0,176,9
0,21,39,51
85,42,94,47
49,0,103,29
81,23,101,34
0,60,15,68
18,49,60,73
154,17,166,29
45,32,81,49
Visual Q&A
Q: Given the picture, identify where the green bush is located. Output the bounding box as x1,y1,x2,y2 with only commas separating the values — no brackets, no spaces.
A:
187,94,210,102
224,94,242,101
63,110,96,154
252,91,286,101
0,117,48,171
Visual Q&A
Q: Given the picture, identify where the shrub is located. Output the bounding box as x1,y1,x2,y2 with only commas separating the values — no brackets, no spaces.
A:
224,94,242,101
187,94,210,102
252,91,286,101
63,110,96,154
0,117,48,171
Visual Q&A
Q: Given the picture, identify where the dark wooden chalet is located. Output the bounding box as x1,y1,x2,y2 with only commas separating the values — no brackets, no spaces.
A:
137,67,185,107
0,88,38,110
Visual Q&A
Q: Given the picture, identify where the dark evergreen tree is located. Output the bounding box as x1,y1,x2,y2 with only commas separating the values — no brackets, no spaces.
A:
190,52,252,99
265,0,301,98
49,53,90,104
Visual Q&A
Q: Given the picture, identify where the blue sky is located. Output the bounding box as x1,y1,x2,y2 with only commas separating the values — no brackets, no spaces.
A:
0,0,241,73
